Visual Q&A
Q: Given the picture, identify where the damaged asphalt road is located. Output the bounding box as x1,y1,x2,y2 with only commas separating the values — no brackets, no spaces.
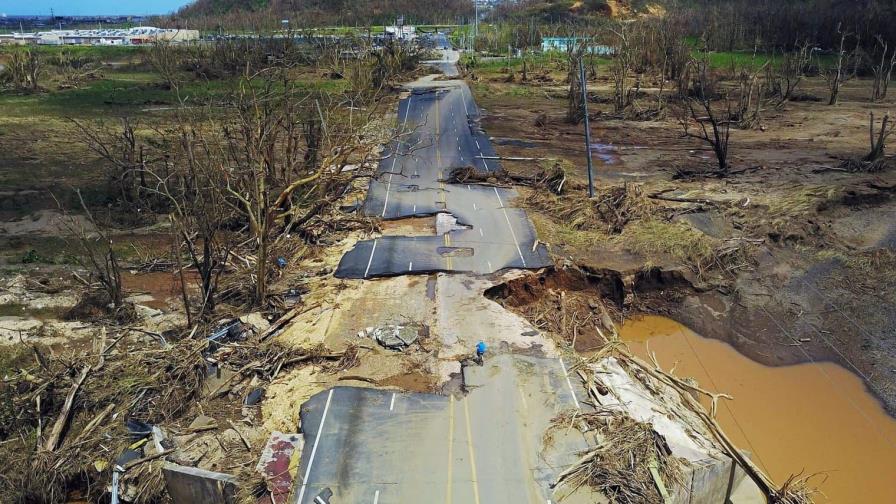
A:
334,77,551,278
295,45,592,504
292,355,596,504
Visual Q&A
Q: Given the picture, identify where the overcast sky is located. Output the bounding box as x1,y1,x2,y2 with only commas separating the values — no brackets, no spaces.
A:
0,0,193,16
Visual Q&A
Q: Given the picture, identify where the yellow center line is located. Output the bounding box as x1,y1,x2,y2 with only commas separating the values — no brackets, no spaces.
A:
445,394,455,504
435,95,452,271
462,397,481,504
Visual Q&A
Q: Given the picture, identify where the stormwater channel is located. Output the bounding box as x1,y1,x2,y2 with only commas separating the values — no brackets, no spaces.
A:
618,315,896,503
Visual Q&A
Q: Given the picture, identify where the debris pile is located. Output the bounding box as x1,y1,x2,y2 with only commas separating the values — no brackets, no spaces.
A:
358,324,421,351
552,410,686,503
0,314,355,503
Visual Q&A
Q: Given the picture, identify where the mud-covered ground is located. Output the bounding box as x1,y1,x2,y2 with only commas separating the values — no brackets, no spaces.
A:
471,68,896,413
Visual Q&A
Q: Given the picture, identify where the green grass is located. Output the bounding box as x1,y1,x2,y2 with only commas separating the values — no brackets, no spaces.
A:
0,236,77,266
702,50,837,71
0,44,145,61
0,68,348,117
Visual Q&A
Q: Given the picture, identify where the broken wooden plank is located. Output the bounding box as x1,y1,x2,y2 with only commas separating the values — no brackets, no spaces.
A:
44,365,91,452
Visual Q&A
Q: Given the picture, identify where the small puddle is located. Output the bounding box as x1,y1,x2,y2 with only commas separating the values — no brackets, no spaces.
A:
589,142,620,165
618,315,896,503
121,271,190,310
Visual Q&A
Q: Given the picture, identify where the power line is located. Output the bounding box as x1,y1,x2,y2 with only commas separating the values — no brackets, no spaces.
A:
749,290,896,450
674,325,773,476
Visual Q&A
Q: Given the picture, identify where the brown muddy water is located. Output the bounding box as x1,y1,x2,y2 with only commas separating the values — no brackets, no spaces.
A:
120,271,190,310
619,315,896,503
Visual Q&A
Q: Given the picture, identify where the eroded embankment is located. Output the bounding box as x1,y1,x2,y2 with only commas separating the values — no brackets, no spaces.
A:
620,315,896,504
486,267,896,504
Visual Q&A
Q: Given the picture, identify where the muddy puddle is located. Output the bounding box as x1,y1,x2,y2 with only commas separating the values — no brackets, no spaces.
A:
589,142,620,165
121,271,190,310
618,315,896,503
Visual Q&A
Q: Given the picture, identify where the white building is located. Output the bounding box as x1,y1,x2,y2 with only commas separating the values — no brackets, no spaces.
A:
384,25,416,41
0,26,199,46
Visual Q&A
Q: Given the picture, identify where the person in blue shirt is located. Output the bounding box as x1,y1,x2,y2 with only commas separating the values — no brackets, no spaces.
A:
475,341,487,365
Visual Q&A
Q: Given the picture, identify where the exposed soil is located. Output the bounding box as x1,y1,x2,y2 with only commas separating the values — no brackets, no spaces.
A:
473,72,896,414
379,371,438,392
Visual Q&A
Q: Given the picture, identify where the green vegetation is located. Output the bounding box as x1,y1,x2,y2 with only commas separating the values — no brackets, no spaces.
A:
0,44,145,61
166,0,473,30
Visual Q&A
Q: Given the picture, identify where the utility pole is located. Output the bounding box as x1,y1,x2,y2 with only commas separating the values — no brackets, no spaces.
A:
580,57,595,198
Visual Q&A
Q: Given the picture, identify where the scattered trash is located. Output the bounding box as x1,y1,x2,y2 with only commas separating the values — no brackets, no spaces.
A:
436,212,472,235
188,415,218,432
276,257,287,269
244,388,265,406
207,320,244,351
313,488,334,504
126,418,153,440
359,324,420,350
256,432,303,504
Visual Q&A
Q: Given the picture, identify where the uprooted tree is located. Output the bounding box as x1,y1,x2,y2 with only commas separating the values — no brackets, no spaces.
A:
842,111,895,172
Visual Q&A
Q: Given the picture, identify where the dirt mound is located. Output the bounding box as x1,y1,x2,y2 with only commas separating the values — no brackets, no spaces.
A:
486,266,694,352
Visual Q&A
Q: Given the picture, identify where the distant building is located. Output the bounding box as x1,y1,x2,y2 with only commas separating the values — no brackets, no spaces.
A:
384,25,416,41
0,26,199,46
541,37,614,55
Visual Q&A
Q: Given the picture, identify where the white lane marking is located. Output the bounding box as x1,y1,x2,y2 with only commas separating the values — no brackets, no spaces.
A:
315,497,326,504
467,185,471,191
413,204,416,212
297,389,335,504
374,490,380,504
408,262,413,271
487,260,493,271
364,239,378,278
475,140,481,149
479,228,484,237
493,187,527,267
473,203,477,211
390,393,396,411
559,358,581,410
382,97,413,217
461,87,470,116
381,173,394,218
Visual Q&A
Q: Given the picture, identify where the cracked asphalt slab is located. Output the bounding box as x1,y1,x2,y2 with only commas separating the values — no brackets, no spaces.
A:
292,356,598,504
295,41,590,504
335,61,551,278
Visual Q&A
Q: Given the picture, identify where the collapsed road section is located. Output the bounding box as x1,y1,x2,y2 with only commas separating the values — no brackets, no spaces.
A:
303,46,770,504
335,81,551,278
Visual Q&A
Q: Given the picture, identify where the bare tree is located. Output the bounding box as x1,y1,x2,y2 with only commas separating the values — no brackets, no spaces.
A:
146,40,183,91
823,25,860,106
864,111,894,162
566,43,586,124
70,118,148,209
870,35,896,102
679,57,733,174
733,53,769,129
59,191,125,311
768,42,813,107
610,25,640,115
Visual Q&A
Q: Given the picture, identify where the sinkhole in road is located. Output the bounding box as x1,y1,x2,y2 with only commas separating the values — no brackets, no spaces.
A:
620,315,896,504
485,268,896,503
